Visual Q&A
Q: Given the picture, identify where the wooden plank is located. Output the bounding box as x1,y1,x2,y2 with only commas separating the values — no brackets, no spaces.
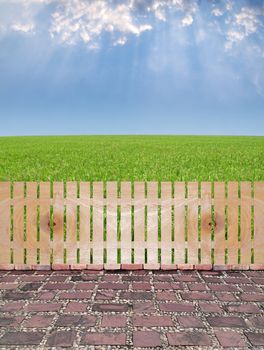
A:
160,182,172,265
106,182,118,264
147,182,158,264
200,182,212,264
254,182,264,264
92,182,104,264
39,182,51,265
13,182,25,265
52,182,64,264
134,182,145,264
66,182,77,264
25,182,38,265
79,182,90,264
227,182,239,264
120,182,131,264
240,182,252,265
187,182,199,264
214,182,226,265
0,182,11,264
174,182,186,264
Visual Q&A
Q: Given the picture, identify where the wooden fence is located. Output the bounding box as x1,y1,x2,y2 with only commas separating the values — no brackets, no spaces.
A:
0,182,263,270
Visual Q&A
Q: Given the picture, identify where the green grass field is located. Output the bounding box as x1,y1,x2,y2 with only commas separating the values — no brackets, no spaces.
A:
0,135,263,181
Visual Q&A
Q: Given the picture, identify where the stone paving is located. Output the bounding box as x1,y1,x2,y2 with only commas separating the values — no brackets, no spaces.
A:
0,269,264,349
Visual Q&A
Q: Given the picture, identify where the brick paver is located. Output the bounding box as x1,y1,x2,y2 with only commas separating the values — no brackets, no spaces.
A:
0,269,264,348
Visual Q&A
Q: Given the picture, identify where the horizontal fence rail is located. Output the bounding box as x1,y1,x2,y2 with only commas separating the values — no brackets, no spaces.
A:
0,182,263,270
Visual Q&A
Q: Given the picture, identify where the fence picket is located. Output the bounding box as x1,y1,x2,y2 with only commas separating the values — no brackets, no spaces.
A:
66,182,78,264
106,182,118,265
39,182,51,265
174,182,186,264
200,182,212,264
120,182,131,264
187,182,199,264
214,182,226,265
25,182,38,265
134,182,145,264
79,182,90,264
240,182,252,265
13,182,24,265
92,182,104,264
161,182,172,265
0,182,11,265
227,182,239,265
147,182,158,265
254,182,264,264
52,182,64,264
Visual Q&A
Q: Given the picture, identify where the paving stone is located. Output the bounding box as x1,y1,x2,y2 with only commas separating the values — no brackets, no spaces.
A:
0,283,19,290
4,291,34,300
246,332,264,346
25,303,61,312
159,303,195,312
216,293,237,302
46,331,76,347
132,282,152,290
0,332,44,345
64,301,88,312
44,282,74,290
208,284,239,292
133,301,155,313
199,302,222,313
187,283,208,291
24,315,54,328
75,282,96,290
156,291,177,301
181,291,214,301
98,282,128,290
49,275,68,282
177,315,205,328
122,275,150,282
207,316,247,328
240,293,264,302
95,290,116,300
101,315,127,327
20,282,42,291
101,275,119,282
92,303,129,312
248,316,264,328
0,301,25,312
0,276,18,282
56,314,96,327
215,330,247,347
81,332,126,345
133,331,161,347
0,316,24,327
59,291,92,299
226,304,261,314
251,278,264,285
167,332,212,346
120,291,153,300
133,315,173,327
37,291,56,300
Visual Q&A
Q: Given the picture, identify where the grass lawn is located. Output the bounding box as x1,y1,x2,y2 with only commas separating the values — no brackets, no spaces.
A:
0,135,263,181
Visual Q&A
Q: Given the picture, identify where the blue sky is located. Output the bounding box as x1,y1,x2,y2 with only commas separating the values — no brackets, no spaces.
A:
0,0,263,136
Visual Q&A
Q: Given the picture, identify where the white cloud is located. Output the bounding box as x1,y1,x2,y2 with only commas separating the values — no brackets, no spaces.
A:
212,8,224,17
49,1,153,47
225,6,263,50
181,14,193,27
11,22,34,33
